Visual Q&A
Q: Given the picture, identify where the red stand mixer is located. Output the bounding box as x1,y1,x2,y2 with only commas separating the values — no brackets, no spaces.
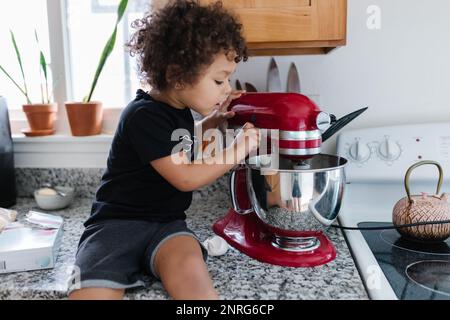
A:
213,93,363,267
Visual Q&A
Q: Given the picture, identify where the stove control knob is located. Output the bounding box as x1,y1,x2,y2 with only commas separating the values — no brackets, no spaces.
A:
378,139,401,161
349,141,371,162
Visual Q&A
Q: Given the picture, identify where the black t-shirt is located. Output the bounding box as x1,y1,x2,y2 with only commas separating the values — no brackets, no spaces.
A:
85,90,196,227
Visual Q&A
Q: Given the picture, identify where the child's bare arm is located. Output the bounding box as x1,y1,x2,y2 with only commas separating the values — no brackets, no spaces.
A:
151,147,237,192
151,123,258,192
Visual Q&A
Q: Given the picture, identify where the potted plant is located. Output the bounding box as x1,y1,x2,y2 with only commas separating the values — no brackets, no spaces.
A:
0,30,57,137
65,0,128,136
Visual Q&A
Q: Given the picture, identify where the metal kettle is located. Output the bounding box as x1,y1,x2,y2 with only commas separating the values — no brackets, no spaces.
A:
0,96,17,208
392,161,450,242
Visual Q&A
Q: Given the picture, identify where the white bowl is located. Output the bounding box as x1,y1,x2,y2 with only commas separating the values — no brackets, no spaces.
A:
34,186,75,211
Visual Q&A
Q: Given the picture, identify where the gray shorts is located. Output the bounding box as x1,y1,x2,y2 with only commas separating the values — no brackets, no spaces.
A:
67,219,208,295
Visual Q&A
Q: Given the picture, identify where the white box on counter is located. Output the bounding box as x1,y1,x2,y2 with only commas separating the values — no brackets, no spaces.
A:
0,211,64,274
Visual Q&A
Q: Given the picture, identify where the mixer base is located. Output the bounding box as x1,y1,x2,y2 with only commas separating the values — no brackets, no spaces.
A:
213,209,336,267
272,235,321,252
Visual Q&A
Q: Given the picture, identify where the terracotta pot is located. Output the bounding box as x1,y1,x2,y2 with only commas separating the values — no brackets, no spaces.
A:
65,101,103,136
22,103,57,132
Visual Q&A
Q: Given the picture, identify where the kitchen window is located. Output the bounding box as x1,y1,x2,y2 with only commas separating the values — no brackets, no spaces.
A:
0,0,51,111
65,0,150,108
2,0,151,135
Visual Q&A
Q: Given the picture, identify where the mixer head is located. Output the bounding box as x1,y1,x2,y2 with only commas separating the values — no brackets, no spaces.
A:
228,93,332,160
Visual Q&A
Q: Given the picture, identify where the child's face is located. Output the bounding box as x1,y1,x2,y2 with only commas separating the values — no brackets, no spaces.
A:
178,52,236,116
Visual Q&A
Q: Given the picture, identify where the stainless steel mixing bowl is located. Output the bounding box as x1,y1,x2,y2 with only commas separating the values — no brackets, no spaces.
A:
230,154,348,252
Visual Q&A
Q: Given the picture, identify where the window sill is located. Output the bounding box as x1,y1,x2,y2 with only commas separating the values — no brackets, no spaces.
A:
10,108,201,169
9,107,122,136
12,134,113,168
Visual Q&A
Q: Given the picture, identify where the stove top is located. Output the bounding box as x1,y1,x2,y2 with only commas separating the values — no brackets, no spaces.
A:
359,222,450,300
336,122,450,300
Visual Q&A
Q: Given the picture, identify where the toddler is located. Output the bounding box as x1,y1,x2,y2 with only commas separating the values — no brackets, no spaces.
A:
68,0,259,300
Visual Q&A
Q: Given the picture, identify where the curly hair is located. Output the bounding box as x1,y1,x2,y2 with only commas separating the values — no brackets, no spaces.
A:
126,0,248,91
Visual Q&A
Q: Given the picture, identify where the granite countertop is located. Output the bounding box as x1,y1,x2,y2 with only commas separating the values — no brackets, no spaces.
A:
0,191,368,300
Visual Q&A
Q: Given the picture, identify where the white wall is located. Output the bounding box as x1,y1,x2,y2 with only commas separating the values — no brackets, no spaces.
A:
232,0,450,154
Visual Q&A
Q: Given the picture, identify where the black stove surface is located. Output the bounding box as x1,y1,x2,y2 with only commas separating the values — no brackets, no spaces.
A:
359,222,450,300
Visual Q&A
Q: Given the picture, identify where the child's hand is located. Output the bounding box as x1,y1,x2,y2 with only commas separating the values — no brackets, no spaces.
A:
201,90,246,132
234,122,260,163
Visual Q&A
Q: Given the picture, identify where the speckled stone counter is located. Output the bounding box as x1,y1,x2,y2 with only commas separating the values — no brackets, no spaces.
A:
0,190,368,300
14,168,229,199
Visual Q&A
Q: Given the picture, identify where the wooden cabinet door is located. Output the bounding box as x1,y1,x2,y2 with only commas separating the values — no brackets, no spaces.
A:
315,0,347,41
199,0,316,42
151,0,347,55
199,0,346,43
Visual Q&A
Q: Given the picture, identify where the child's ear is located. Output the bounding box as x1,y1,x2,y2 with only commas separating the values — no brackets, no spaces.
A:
174,83,184,90
166,64,183,88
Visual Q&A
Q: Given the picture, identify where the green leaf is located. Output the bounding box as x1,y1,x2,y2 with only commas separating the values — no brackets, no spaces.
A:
10,30,29,98
85,0,128,102
0,64,31,104
39,52,48,80
117,0,128,22
35,29,50,103
35,30,48,80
